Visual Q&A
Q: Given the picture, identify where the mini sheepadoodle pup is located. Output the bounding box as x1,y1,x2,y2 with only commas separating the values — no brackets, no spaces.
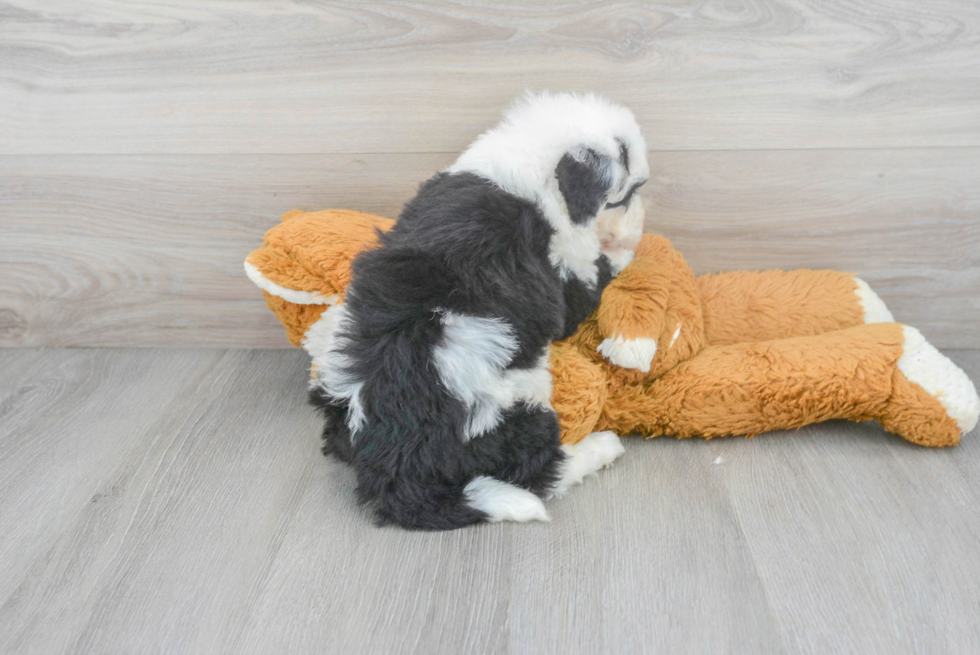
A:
309,92,650,530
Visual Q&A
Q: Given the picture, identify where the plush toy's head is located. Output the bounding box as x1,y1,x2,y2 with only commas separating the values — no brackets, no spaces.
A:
245,209,391,345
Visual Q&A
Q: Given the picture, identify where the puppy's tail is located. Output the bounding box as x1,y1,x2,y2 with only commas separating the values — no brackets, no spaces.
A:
369,476,486,531
366,473,550,530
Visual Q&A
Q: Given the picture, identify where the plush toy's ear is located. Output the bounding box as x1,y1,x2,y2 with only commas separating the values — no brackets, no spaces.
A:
555,146,616,225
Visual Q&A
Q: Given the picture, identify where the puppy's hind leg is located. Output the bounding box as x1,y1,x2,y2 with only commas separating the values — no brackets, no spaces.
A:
461,404,568,523
550,431,625,498
308,386,354,462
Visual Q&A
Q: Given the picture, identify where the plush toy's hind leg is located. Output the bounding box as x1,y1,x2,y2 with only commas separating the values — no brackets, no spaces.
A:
697,270,892,346
878,326,979,446
598,323,978,447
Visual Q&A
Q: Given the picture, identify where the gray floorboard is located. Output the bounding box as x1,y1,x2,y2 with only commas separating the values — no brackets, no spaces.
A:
1,348,978,654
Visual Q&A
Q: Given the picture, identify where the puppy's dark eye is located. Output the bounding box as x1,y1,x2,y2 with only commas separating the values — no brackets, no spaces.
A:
616,138,630,174
604,178,647,209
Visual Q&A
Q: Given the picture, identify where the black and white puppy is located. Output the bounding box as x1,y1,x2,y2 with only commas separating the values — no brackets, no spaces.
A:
309,92,649,530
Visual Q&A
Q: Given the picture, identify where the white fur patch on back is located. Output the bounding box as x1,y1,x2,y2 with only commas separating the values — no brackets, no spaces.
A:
597,335,658,373
243,260,339,306
463,476,550,523
853,277,894,323
433,311,552,440
898,326,979,434
305,304,366,435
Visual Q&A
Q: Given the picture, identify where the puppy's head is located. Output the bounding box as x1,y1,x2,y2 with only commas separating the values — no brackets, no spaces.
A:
449,91,649,242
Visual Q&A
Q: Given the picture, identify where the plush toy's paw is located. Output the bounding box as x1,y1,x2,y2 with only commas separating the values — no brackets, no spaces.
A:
853,277,895,324
551,431,625,497
597,335,658,372
464,477,551,523
898,326,979,436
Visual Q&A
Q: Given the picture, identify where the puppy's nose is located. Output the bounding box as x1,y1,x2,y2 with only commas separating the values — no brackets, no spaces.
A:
599,229,622,248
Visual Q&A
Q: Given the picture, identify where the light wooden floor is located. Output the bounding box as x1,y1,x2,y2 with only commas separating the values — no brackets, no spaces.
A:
1,347,979,654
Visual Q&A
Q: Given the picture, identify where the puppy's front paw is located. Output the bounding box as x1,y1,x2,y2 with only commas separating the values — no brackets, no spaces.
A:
576,430,626,468
597,335,657,372
552,431,625,497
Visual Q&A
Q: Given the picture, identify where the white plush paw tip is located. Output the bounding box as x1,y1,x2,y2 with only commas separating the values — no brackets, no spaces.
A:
597,335,657,372
898,326,980,434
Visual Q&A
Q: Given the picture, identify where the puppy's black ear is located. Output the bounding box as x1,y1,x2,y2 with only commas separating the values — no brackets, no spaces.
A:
555,146,615,225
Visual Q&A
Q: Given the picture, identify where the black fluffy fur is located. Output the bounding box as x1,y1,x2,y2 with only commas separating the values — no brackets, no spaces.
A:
310,170,614,530
311,387,354,463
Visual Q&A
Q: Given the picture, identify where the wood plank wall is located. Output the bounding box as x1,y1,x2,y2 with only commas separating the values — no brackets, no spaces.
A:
1,0,978,348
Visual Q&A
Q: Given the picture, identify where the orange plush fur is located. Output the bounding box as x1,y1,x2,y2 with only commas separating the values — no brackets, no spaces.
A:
247,209,977,448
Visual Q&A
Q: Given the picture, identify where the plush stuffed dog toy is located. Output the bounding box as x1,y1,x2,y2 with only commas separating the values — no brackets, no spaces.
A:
246,209,979,448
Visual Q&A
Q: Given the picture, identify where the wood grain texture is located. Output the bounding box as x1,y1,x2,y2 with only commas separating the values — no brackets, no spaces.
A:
709,417,980,653
649,149,980,348
0,348,314,654
1,347,978,653
2,0,978,347
2,149,977,348
0,152,453,348
0,349,228,606
2,0,980,154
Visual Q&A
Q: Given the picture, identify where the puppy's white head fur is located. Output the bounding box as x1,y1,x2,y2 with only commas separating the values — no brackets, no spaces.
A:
447,91,649,284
